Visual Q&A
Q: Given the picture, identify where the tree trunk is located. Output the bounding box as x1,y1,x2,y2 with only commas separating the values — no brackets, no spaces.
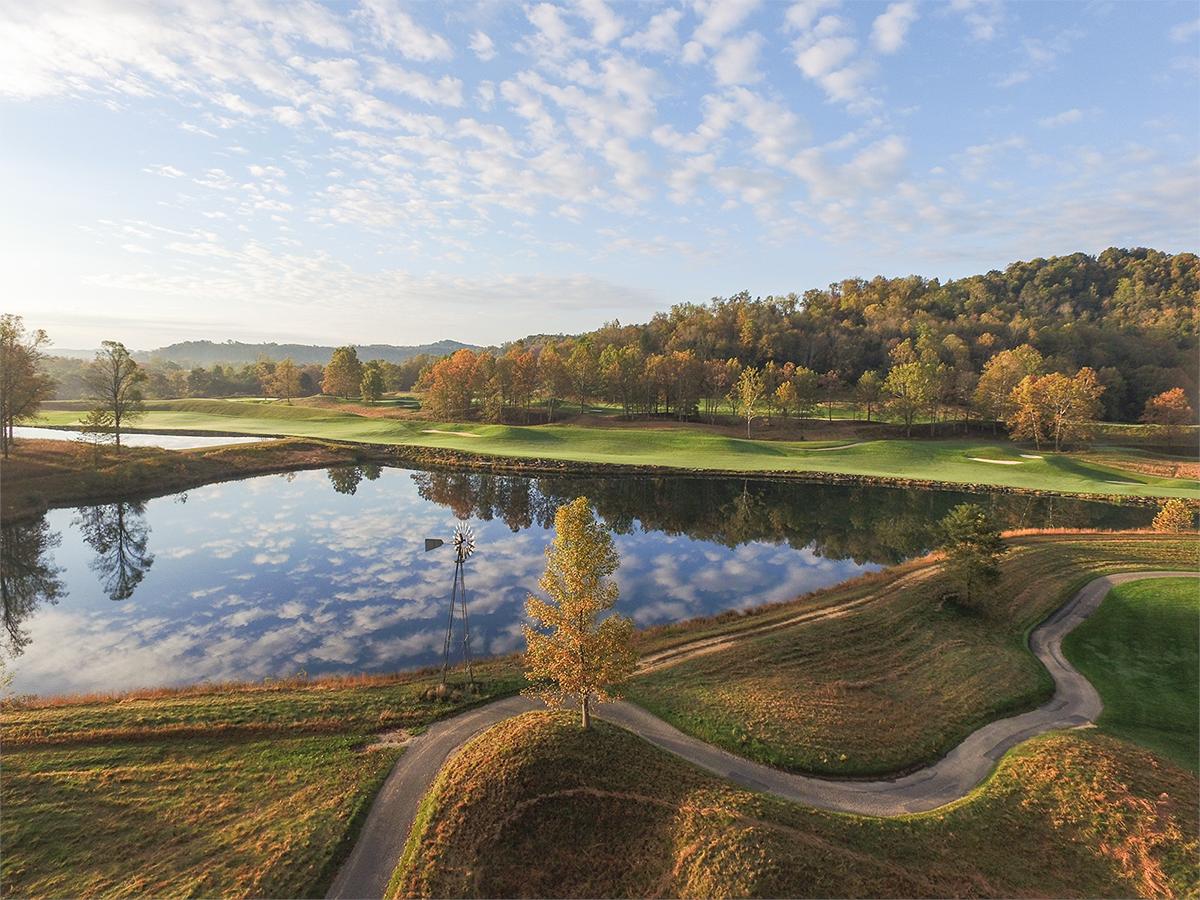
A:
580,693,591,729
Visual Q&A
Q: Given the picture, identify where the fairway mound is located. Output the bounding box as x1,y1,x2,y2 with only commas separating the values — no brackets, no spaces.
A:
391,711,1198,899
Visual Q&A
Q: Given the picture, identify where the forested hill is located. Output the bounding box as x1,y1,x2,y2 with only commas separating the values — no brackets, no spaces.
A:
562,247,1197,421
138,339,477,366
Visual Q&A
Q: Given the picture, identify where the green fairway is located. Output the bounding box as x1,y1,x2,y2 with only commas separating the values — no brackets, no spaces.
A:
1063,577,1200,770
33,400,1199,499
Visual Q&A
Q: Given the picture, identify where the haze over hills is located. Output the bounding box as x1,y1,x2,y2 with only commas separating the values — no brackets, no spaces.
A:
50,339,480,366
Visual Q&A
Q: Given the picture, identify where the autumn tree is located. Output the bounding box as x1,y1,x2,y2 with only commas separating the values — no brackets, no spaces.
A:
566,342,599,414
523,496,636,729
855,370,883,422
884,360,930,437
1152,499,1195,532
360,360,385,404
271,357,301,404
774,379,798,421
819,370,841,422
974,345,1044,433
1141,388,1195,443
84,341,146,449
0,315,55,456
420,349,480,419
322,346,363,398
1007,368,1104,451
728,366,765,437
539,345,571,422
938,503,1007,611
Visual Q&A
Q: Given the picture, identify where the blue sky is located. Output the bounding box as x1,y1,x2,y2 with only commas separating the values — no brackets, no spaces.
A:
2,0,1198,349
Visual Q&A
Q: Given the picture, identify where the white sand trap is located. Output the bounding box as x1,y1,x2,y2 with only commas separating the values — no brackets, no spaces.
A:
967,456,1022,465
1020,453,1043,459
421,429,483,438
804,441,868,452
1105,480,1140,486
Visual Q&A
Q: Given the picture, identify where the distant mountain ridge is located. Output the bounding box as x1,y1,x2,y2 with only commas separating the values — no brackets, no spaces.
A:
131,339,477,366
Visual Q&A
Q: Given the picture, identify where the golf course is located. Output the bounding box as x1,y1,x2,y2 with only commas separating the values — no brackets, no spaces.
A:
30,399,1200,500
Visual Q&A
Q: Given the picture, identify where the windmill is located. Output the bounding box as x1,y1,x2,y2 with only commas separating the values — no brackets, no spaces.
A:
427,524,477,688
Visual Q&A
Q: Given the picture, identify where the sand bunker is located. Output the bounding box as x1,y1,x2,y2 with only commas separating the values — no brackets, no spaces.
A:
421,429,483,438
967,456,1022,465
1020,453,1043,459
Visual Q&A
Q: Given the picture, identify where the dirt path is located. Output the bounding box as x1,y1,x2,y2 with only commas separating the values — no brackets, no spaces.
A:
326,571,1195,899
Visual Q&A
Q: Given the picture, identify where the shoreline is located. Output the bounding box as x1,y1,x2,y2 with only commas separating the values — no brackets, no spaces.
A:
3,434,1180,527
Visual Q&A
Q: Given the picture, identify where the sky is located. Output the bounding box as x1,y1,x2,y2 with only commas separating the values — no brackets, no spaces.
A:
2,0,1199,350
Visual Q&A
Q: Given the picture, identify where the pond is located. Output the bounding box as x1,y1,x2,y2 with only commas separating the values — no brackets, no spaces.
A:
13,426,267,449
1,464,1150,696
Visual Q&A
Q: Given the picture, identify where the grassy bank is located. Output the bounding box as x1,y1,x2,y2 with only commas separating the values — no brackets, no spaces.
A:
1063,577,1199,771
0,437,391,524
32,399,1200,499
0,665,522,899
390,711,1198,899
624,533,1199,776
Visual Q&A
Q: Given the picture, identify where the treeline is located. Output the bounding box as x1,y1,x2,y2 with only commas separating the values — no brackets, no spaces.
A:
42,353,437,401
418,248,1197,430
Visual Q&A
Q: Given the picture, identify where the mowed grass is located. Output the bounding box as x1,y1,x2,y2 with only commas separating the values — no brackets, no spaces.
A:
391,711,1199,899
33,399,1200,498
1,665,523,899
1063,577,1200,771
624,534,1200,776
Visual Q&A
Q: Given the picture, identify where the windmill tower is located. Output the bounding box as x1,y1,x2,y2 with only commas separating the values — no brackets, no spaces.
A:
435,524,476,688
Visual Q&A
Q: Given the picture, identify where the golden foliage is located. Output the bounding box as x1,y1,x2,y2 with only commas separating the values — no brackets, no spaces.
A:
523,496,636,726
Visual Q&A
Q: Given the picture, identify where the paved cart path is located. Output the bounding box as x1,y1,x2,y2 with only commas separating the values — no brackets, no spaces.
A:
327,571,1195,900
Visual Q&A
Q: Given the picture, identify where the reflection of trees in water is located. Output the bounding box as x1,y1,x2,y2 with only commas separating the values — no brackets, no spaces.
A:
327,464,383,496
0,517,65,657
410,470,1149,566
73,501,154,601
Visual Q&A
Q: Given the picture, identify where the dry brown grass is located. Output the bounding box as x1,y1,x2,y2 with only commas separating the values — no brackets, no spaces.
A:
391,711,1199,899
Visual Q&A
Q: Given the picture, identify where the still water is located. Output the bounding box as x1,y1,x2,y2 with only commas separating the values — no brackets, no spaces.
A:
1,464,1150,696
13,426,267,449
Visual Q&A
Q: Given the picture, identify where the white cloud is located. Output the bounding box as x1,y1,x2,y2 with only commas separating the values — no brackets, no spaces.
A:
576,0,624,45
712,32,764,85
358,0,453,61
998,29,1079,87
1169,17,1200,43
144,164,184,178
871,1,918,54
950,0,1004,41
372,61,464,107
621,8,682,54
1038,108,1083,128
469,30,496,61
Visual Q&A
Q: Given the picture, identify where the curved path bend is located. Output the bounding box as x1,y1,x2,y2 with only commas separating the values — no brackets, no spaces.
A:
327,571,1195,900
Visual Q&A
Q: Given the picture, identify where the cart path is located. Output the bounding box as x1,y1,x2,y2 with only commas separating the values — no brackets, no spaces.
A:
326,570,1195,900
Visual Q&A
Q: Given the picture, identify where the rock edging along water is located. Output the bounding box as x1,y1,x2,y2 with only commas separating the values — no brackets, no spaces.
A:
325,571,1197,900
382,443,1175,506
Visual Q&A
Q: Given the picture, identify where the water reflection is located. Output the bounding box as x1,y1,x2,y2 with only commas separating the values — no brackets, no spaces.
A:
73,501,154,601
0,519,65,657
2,465,1150,696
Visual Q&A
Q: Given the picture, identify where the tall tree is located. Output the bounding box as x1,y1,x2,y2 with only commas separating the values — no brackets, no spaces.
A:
973,345,1044,433
1007,368,1104,451
728,366,765,437
855,370,883,422
84,341,146,449
360,360,385,404
538,345,571,423
0,315,55,457
884,361,930,437
523,496,636,729
271,357,301,404
566,342,598,414
322,346,363,397
938,503,1007,611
